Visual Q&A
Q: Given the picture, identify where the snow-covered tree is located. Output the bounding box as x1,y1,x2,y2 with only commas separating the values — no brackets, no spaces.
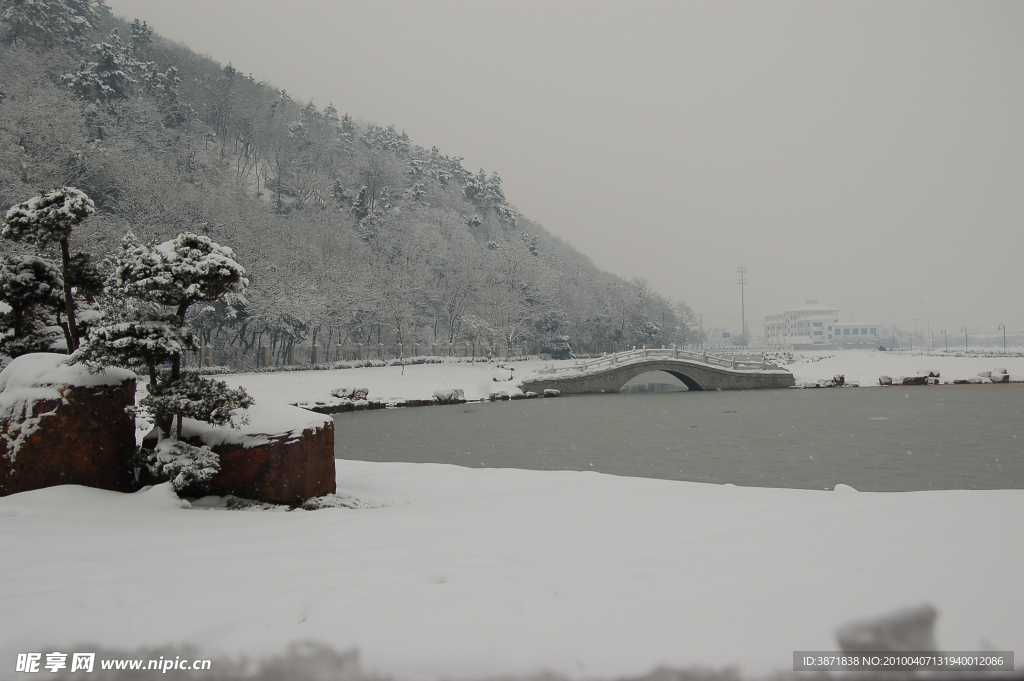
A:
0,0,103,49
109,232,248,327
0,253,64,356
77,231,251,444
3,186,95,350
150,440,220,494
63,29,141,102
141,370,252,440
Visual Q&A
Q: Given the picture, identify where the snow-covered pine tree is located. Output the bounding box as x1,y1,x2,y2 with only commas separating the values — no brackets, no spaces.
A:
103,231,250,438
0,253,65,357
74,231,253,492
3,186,96,351
0,0,103,49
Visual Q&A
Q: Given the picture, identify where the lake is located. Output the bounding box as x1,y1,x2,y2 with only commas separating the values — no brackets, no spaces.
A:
334,383,1023,492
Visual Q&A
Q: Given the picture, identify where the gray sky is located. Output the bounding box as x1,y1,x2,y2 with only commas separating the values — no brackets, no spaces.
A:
107,0,1024,337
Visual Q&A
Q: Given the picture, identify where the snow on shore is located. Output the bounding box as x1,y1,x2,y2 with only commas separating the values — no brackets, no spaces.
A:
786,349,1024,387
210,350,1024,408
1,462,1021,680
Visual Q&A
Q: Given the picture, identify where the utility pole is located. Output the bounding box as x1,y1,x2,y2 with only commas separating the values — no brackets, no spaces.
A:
737,266,747,346
699,314,703,351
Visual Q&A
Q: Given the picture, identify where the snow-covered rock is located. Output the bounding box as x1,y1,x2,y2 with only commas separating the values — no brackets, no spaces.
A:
171,398,336,505
1,353,136,496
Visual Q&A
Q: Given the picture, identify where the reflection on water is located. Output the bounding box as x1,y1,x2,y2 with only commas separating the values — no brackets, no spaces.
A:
334,384,1024,491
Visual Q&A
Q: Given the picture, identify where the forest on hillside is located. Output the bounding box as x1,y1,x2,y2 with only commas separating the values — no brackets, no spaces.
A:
0,0,699,365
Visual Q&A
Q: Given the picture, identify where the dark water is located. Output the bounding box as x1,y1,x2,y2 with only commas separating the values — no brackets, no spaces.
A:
334,384,1024,491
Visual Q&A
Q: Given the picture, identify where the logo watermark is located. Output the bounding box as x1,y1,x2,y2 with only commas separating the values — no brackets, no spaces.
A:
15,652,212,673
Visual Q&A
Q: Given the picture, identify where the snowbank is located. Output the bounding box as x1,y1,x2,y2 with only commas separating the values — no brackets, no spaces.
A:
1,461,1020,680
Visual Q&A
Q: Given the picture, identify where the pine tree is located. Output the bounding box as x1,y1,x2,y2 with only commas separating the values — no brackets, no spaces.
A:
3,186,95,351
0,254,65,357
96,231,250,441
0,0,103,49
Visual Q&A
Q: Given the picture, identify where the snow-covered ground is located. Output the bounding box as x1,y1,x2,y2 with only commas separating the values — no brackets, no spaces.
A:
785,349,1024,387
4,349,1021,679
2,464,1021,680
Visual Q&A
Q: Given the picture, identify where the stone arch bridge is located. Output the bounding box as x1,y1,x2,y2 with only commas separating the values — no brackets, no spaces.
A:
520,347,795,395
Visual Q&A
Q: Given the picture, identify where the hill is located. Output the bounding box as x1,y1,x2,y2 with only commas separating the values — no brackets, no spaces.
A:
0,0,698,364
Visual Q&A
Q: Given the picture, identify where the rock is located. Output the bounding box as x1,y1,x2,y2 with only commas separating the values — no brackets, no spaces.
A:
832,374,845,386
925,377,940,385
331,387,368,400
178,400,335,506
878,375,893,386
432,388,465,405
927,370,940,378
836,604,938,653
990,372,1009,383
978,371,992,378
993,367,1007,375
901,376,928,386
1,353,137,497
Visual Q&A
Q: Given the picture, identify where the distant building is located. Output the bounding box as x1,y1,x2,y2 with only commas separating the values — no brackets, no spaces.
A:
764,300,881,349
833,322,881,341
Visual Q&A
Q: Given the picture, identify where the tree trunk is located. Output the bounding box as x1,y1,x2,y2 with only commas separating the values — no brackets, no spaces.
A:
59,238,79,351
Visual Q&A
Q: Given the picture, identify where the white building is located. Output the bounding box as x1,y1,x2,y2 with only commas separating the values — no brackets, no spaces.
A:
833,322,882,343
764,300,839,348
764,300,881,348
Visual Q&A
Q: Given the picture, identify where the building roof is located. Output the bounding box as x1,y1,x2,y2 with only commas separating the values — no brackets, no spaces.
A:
786,303,839,313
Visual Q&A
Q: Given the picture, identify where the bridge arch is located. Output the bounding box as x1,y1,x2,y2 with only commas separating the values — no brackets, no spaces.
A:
520,354,795,395
617,367,704,392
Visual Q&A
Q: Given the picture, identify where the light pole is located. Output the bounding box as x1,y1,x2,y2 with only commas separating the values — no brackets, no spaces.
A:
961,326,968,353
941,328,947,353
736,266,747,346
998,323,1005,355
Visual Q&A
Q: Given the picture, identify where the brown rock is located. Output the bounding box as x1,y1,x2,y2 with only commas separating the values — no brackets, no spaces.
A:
193,421,336,506
1,354,136,497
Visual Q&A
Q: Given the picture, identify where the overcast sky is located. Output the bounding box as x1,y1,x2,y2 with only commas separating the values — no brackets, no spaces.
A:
106,0,1023,338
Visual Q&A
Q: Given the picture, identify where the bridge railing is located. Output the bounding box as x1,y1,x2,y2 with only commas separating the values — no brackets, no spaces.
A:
537,346,781,374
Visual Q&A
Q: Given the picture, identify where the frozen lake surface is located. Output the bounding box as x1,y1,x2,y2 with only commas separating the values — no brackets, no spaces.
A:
335,384,1024,491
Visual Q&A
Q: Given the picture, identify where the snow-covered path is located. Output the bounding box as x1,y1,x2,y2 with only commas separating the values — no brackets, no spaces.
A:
1,462,1021,680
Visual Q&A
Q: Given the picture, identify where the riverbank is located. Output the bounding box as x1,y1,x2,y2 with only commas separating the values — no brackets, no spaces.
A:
2,461,1021,680
208,349,1024,408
